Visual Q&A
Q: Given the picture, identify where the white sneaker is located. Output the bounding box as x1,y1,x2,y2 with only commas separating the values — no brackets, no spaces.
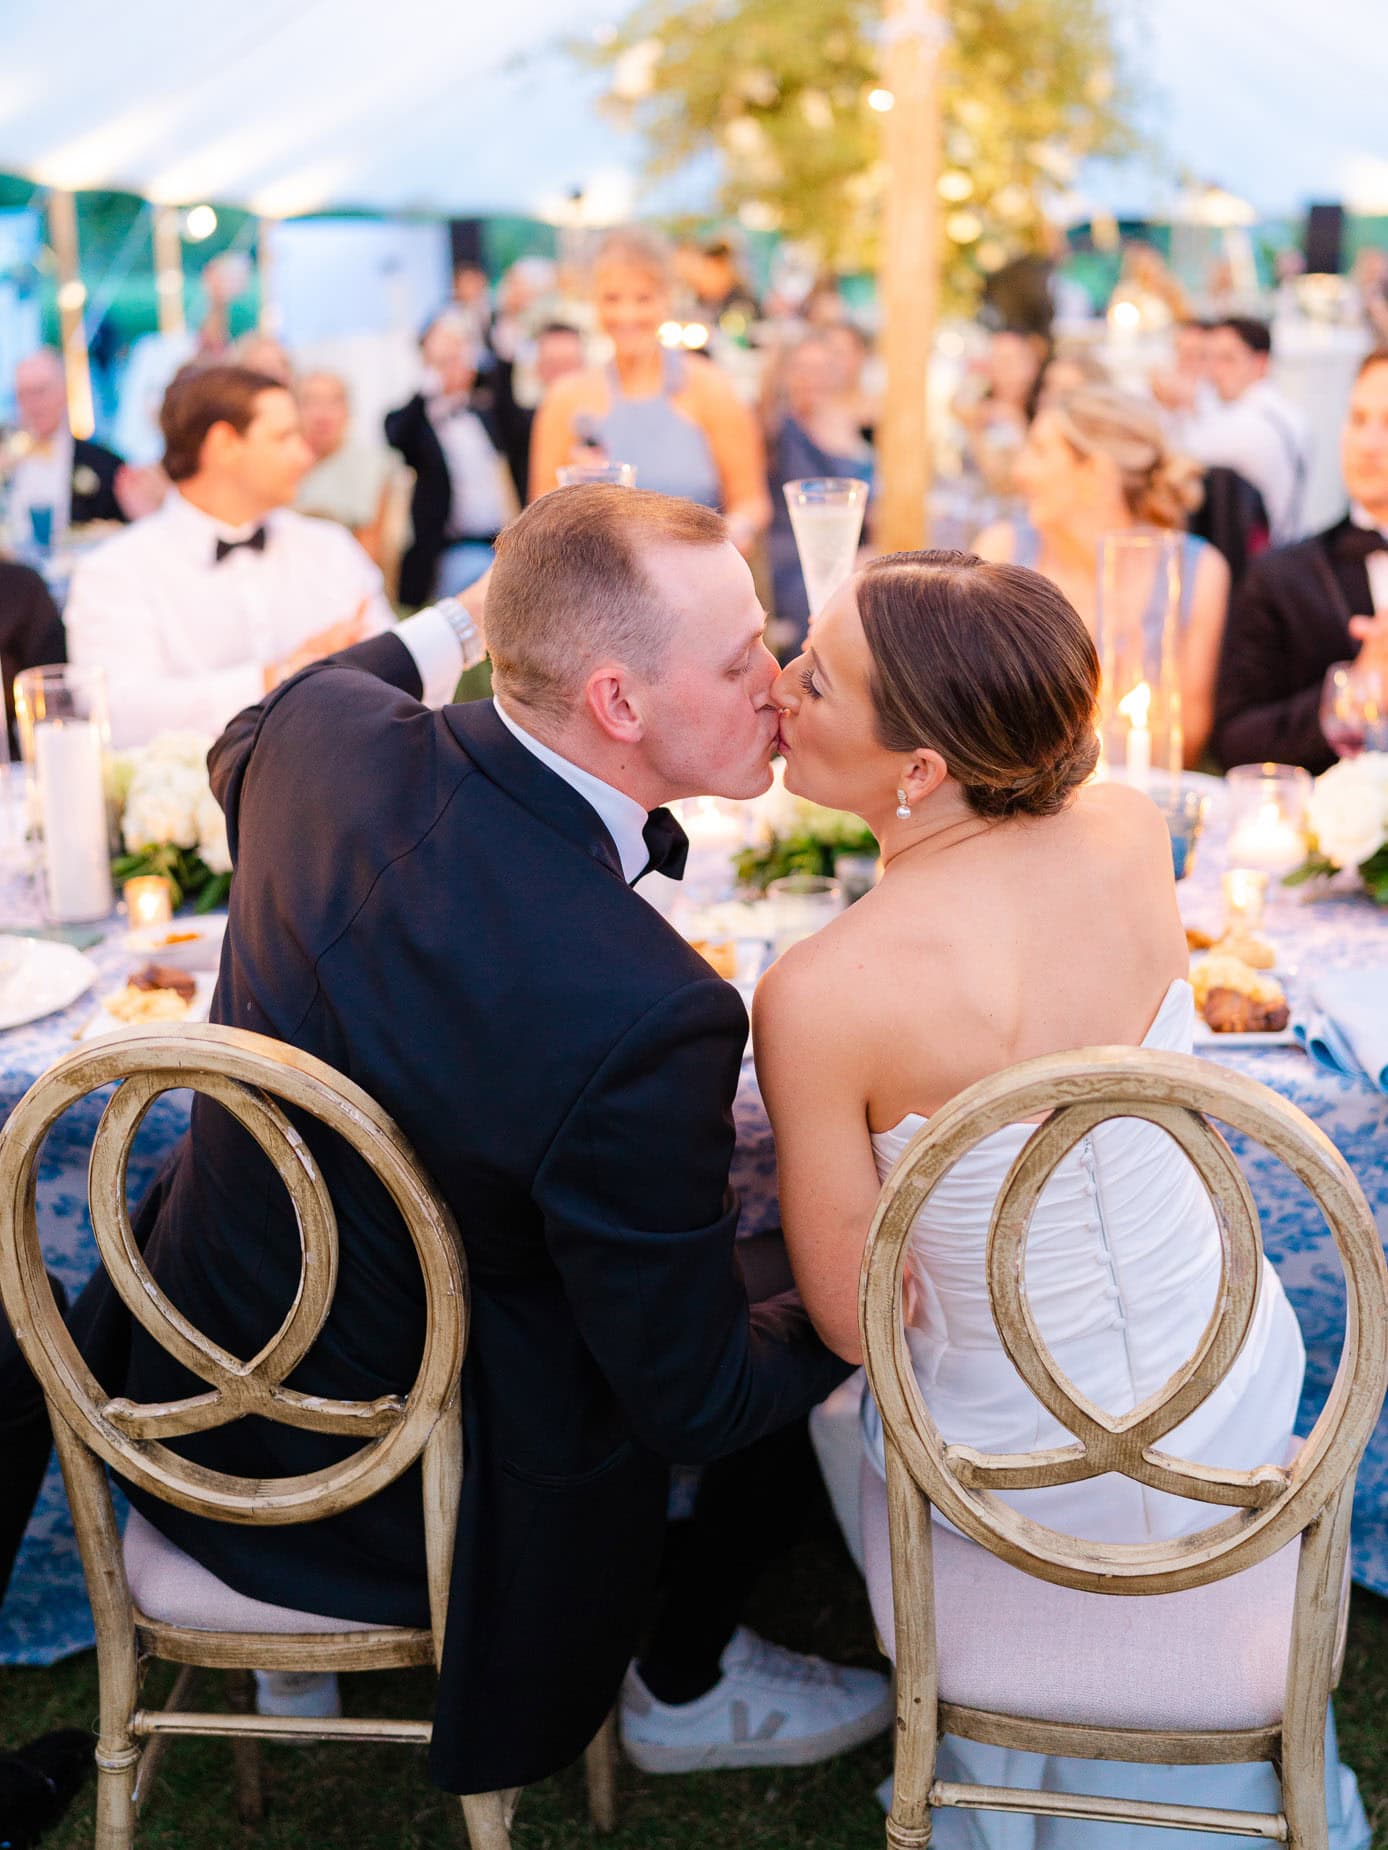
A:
620,1626,892,1772
252,1671,342,1719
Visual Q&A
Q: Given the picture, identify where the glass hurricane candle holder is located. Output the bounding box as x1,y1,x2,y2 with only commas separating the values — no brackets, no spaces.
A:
13,664,114,924
1225,763,1312,876
1095,531,1184,791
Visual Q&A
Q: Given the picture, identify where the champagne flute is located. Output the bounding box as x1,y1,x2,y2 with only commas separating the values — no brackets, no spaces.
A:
783,478,868,620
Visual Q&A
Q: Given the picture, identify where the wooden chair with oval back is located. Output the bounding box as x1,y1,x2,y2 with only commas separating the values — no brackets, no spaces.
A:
858,1047,1388,1849
0,1024,618,1850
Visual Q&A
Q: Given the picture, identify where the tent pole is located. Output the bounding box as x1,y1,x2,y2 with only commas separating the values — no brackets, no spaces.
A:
153,206,187,336
256,218,276,334
876,0,945,552
46,189,95,442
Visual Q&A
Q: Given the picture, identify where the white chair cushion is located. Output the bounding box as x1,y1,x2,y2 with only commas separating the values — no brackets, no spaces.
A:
123,1508,390,1635
861,1463,1303,1732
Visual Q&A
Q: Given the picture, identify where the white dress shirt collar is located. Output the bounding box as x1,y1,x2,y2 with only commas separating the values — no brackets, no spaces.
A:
1349,504,1388,615
164,489,275,552
492,697,651,882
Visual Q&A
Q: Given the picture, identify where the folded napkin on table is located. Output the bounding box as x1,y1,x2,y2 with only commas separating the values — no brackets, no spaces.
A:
1294,968,1388,1092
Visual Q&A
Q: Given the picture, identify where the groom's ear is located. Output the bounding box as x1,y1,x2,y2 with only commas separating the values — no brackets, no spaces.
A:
585,666,645,745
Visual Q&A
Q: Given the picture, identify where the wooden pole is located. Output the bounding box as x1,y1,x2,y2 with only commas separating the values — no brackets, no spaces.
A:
877,0,945,551
45,189,95,441
256,219,276,335
152,206,187,336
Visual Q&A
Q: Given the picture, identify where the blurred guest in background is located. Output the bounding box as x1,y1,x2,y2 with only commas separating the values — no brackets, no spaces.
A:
386,314,515,605
0,559,65,751
449,259,493,350
230,332,294,385
688,237,761,337
1351,248,1388,345
765,332,873,649
1214,349,1388,773
1150,319,1217,431
1107,242,1191,329
529,229,770,552
952,328,1048,497
1036,344,1110,410
66,364,391,746
491,321,585,504
4,350,128,549
112,251,248,464
974,386,1228,762
821,320,880,443
1182,317,1309,542
295,370,394,566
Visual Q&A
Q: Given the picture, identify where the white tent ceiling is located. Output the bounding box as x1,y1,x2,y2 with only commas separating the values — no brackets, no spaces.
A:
0,0,1383,223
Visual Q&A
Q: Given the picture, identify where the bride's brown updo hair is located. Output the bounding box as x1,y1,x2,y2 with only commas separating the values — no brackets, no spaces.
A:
857,551,1099,821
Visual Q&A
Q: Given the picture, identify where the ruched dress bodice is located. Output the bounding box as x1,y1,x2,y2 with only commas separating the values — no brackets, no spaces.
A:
861,979,1306,1543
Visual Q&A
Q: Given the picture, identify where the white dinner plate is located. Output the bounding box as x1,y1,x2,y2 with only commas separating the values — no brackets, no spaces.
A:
1191,1016,1300,1050
80,972,216,1041
0,935,99,1032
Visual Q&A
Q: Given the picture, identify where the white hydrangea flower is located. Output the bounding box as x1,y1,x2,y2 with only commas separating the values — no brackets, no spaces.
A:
195,787,232,875
121,732,216,854
1308,753,1388,870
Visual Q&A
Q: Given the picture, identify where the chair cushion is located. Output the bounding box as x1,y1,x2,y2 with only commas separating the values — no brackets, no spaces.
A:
123,1509,390,1635
861,1464,1302,1732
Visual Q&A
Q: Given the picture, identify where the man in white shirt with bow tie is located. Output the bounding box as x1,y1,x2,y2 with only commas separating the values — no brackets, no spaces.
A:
65,364,394,747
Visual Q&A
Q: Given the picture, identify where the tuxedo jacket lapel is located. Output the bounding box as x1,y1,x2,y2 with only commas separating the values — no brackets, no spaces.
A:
443,698,625,882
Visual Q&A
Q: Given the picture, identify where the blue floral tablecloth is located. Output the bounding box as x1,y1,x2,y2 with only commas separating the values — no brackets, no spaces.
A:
3,796,1388,1665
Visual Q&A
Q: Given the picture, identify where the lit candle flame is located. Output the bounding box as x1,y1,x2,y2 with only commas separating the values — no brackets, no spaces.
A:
1117,681,1151,728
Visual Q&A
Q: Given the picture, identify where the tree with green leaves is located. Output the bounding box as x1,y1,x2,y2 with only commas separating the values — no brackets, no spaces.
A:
590,0,1138,310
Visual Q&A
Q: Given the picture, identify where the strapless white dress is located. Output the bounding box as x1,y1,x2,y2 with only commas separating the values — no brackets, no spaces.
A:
856,978,1368,1847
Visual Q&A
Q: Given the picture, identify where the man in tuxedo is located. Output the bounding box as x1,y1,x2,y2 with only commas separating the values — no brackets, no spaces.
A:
385,315,514,604
5,349,127,546
1214,348,1388,772
0,485,883,1794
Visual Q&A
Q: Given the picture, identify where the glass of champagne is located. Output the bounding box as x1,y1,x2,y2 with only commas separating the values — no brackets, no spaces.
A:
783,478,868,621
1320,659,1388,758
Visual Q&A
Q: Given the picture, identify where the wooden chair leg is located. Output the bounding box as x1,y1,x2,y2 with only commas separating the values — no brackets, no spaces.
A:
583,1711,619,1833
93,1742,141,1850
224,1668,265,1826
459,1788,518,1850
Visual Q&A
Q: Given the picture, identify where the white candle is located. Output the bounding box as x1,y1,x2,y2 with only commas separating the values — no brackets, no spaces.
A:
34,719,113,922
1117,681,1152,792
1227,802,1305,875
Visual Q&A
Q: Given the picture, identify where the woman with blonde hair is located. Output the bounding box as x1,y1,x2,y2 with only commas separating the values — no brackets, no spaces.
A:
974,386,1228,763
528,228,771,552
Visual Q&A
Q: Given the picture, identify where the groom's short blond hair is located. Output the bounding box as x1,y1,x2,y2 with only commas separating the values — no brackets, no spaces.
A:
485,485,727,721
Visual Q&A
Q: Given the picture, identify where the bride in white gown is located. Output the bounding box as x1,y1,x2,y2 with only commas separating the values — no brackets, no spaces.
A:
753,550,1368,1848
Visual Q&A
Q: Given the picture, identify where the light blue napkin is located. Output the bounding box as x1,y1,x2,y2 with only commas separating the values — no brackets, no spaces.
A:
1294,968,1388,1092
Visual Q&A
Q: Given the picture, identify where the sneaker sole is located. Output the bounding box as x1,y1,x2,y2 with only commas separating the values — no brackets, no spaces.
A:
621,1693,895,1774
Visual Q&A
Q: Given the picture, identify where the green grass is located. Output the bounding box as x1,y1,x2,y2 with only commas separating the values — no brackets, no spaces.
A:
5,1527,1388,1848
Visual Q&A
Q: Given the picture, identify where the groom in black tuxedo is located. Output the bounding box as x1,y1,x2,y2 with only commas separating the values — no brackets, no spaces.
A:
1,485,878,1795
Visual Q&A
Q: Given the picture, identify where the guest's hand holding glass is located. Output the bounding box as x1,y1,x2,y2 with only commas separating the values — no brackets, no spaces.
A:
1320,656,1388,758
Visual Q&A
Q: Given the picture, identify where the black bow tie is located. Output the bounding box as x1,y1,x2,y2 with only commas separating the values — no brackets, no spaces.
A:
214,527,267,564
637,807,689,884
1338,524,1388,562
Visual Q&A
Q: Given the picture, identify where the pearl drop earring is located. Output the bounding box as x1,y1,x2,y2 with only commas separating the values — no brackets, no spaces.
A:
895,788,912,820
